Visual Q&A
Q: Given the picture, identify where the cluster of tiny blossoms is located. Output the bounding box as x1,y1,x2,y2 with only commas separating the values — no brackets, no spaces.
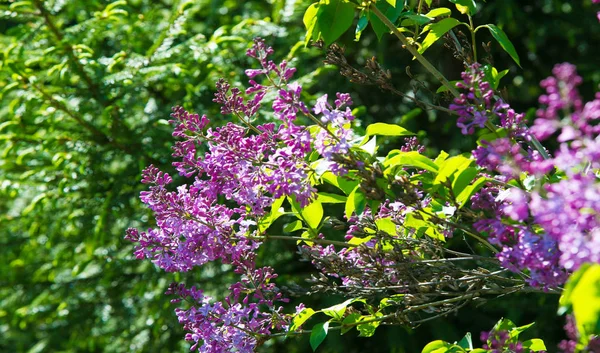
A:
125,38,359,352
479,328,546,353
453,63,600,287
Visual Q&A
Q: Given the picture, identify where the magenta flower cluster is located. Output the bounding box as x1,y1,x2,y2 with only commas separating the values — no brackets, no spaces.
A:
449,63,526,136
455,63,600,287
125,38,361,352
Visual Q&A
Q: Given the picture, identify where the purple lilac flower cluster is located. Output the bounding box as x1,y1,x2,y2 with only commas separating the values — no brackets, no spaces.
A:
449,63,526,136
558,315,600,353
457,63,600,287
312,92,356,175
125,38,362,352
479,329,546,353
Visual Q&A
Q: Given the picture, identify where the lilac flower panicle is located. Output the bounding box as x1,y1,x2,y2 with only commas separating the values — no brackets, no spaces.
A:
126,38,338,352
451,63,528,138
313,93,357,175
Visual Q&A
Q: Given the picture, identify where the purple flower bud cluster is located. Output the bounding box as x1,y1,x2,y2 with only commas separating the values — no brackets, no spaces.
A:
450,63,526,136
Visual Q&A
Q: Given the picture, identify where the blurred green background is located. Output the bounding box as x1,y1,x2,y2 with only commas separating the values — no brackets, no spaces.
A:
1,0,599,352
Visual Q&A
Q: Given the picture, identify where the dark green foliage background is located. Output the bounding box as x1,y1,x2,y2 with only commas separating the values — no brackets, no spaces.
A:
1,0,598,352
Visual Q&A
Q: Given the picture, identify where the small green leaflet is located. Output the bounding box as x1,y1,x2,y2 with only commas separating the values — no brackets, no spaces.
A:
523,339,547,351
321,298,362,320
479,24,521,67
457,332,473,349
421,340,466,353
289,308,316,332
433,155,473,185
355,12,369,41
425,7,451,18
419,18,462,54
455,176,487,207
384,151,439,173
284,220,303,232
310,321,329,351
375,217,397,235
345,186,367,218
560,264,600,342
317,192,347,204
449,0,477,15
365,122,415,137
357,318,380,337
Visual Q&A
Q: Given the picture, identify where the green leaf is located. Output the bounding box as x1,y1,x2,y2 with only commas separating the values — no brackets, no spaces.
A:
451,167,478,197
321,298,359,320
436,80,461,93
301,200,324,229
321,172,359,195
386,0,396,6
284,220,303,232
433,155,473,185
369,1,404,41
356,315,381,337
375,217,397,236
404,212,445,241
448,0,477,15
317,192,347,204
317,0,356,45
258,196,286,232
290,308,317,332
480,24,521,67
564,264,600,340
508,322,534,341
365,122,415,137
304,3,321,45
355,12,369,41
341,313,361,334
419,18,461,54
310,321,329,351
455,176,488,207
491,318,516,334
400,14,432,26
384,151,439,173
483,65,509,89
457,332,472,349
559,263,590,314
348,235,374,245
425,8,452,18
345,186,367,218
358,136,378,155
421,340,468,353
522,339,547,351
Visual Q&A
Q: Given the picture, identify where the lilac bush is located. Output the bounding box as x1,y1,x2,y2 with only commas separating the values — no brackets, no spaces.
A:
126,26,600,353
